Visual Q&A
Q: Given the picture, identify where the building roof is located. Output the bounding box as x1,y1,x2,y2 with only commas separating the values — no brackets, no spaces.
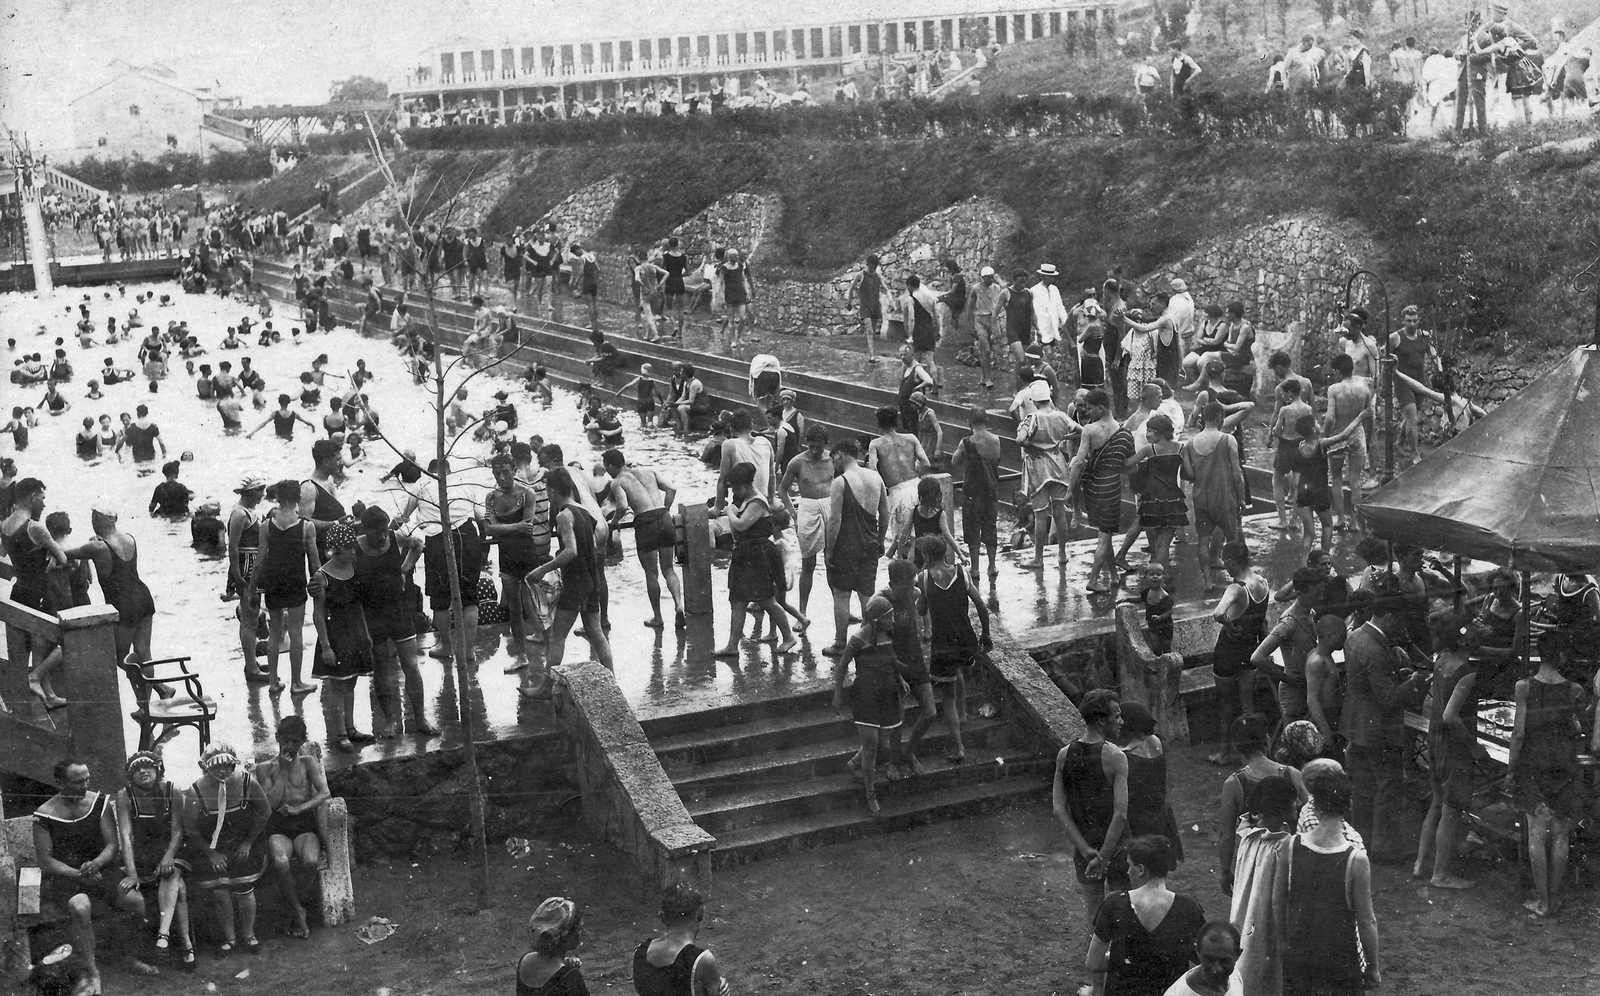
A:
69,64,223,107
424,0,1095,52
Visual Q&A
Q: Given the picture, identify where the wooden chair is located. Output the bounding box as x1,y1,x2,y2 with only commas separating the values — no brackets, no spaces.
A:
118,655,217,752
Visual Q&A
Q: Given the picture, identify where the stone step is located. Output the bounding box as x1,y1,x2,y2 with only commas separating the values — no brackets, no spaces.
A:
662,715,1013,791
638,687,836,741
708,773,1053,867
685,748,1051,836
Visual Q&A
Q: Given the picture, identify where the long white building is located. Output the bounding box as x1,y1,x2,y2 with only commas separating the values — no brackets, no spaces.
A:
393,0,1118,111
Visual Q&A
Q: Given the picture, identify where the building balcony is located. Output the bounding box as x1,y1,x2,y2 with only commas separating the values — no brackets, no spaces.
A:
395,45,856,95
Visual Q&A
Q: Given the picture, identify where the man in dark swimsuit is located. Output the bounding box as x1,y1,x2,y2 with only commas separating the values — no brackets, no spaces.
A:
299,439,348,550
1052,689,1130,927
34,757,155,990
848,254,886,363
256,715,331,939
1387,304,1437,471
951,408,1002,579
824,439,888,656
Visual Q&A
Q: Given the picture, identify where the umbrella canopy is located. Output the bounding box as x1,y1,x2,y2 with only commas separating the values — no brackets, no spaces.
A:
1358,345,1600,573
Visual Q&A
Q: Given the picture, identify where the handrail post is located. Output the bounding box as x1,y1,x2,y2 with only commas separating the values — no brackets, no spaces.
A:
57,605,128,791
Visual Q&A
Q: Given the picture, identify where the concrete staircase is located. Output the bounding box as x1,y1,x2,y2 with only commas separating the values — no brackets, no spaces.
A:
638,687,1052,867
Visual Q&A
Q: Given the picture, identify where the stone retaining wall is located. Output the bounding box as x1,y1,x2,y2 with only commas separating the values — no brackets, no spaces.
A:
325,733,577,859
670,191,785,266
1131,213,1375,387
554,661,715,892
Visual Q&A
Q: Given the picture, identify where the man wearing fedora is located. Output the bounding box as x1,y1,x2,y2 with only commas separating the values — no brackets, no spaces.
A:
1030,264,1069,379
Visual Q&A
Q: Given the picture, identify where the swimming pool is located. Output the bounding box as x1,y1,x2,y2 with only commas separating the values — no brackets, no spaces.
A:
1,280,786,782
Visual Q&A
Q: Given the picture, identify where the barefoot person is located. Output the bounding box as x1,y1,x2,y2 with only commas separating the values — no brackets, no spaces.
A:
36,757,160,992
1054,689,1131,927
245,480,321,694
1284,770,1382,995
868,404,930,558
482,452,541,656
951,408,1002,579
831,594,907,814
1181,402,1246,593
184,743,270,957
715,462,796,657
914,536,990,765
824,439,888,655
1413,612,1486,891
1507,631,1587,919
255,715,331,938
116,751,194,970
778,423,836,619
603,449,686,630
631,882,731,996
352,506,437,737
1207,544,1270,767
527,468,614,699
1068,389,1135,590
1017,382,1078,570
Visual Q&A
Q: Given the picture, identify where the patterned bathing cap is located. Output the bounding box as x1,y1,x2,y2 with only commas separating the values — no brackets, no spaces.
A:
325,521,358,550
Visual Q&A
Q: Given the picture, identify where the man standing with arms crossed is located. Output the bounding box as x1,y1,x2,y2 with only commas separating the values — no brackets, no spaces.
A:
778,423,837,622
867,405,930,558
602,448,685,631
823,438,888,657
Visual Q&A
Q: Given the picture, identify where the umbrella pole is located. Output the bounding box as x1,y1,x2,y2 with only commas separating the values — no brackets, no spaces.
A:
1521,571,1533,675
1453,556,1463,613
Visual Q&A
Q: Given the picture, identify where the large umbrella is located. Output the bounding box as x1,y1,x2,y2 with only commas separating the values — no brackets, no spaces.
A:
1358,345,1600,573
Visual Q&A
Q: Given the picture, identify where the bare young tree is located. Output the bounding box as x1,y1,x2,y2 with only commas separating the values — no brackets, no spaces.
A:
358,119,546,910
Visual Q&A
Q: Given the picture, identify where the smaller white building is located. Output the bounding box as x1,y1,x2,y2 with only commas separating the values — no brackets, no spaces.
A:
69,62,246,160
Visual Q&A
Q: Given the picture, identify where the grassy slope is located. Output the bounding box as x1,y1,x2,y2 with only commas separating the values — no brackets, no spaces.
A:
246,131,1600,351
981,0,1600,98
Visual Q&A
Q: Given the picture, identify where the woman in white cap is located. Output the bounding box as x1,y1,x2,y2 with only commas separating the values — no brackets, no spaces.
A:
516,897,588,995
184,742,271,957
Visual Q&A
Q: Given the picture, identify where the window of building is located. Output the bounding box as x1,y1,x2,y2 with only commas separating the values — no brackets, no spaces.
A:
441,52,455,80
461,51,475,79
502,48,515,77
904,22,917,48
923,21,935,49
1049,13,1061,35
97,137,108,147
1032,13,1045,38
522,47,537,74
716,34,729,61
866,23,880,53
1013,14,1025,40
600,42,613,68
579,43,594,70
829,27,842,57
941,20,953,46
167,134,178,148
773,29,787,56
848,25,861,53
676,37,689,65
995,16,1007,43
128,104,140,116
560,45,574,69
754,31,766,58
697,35,711,60
810,28,823,57
481,49,495,75
791,29,805,58
620,41,633,65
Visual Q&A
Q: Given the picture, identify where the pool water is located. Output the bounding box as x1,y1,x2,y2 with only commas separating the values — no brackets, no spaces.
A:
1,280,800,783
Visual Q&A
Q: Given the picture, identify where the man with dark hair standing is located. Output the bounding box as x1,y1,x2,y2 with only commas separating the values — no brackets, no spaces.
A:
1323,352,1373,532
1340,572,1428,863
846,253,886,363
300,438,347,547
1053,688,1129,926
778,423,837,619
602,449,684,630
824,437,888,656
1387,304,1437,471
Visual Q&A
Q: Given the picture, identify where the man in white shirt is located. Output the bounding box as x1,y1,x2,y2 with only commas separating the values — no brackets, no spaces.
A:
1163,921,1243,996
1166,277,1196,360
1030,263,1068,375
1284,35,1324,92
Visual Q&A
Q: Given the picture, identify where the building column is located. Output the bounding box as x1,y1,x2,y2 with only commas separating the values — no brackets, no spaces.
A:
498,88,506,124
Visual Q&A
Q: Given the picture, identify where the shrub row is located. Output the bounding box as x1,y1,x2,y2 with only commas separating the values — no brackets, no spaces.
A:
298,84,1412,155
58,148,275,196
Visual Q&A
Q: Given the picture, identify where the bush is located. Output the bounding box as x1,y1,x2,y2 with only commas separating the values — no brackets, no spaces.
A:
300,84,1411,158
58,147,272,194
